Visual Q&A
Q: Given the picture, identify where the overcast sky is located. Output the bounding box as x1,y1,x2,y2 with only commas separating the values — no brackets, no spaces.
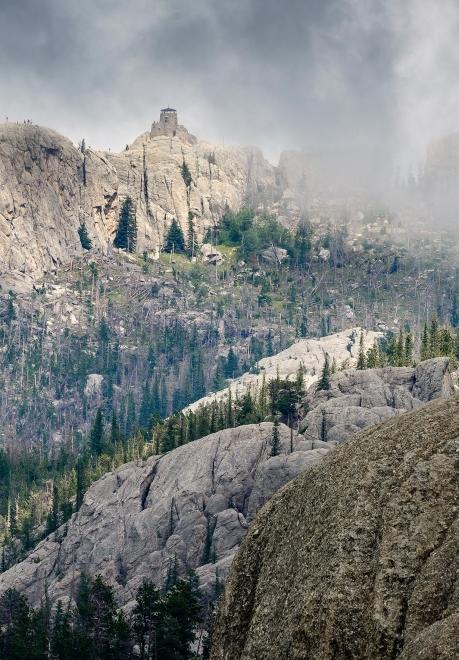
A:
1,0,458,170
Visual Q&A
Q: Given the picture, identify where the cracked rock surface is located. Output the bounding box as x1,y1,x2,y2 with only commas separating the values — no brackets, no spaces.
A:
0,422,326,608
300,357,454,444
211,395,459,660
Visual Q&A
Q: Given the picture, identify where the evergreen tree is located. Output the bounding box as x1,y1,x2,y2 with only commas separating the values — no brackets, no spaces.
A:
420,323,429,361
158,577,201,659
320,409,327,442
226,390,234,428
6,290,16,325
125,393,137,439
164,218,186,254
78,222,92,250
294,219,312,269
356,333,366,370
386,333,398,366
450,293,459,327
51,601,74,659
366,341,380,368
429,315,439,358
224,348,238,379
114,196,137,252
404,332,414,366
132,582,162,660
439,327,453,357
180,160,193,188
271,418,281,456
395,327,404,366
46,483,60,535
161,416,178,453
213,356,227,391
186,212,198,258
317,353,331,390
75,457,87,511
110,411,121,448
90,408,104,456
0,588,31,659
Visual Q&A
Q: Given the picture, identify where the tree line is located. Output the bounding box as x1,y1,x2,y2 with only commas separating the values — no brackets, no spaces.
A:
0,569,206,659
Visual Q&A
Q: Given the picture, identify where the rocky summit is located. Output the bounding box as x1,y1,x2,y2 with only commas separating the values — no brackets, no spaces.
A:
211,395,459,660
0,112,278,288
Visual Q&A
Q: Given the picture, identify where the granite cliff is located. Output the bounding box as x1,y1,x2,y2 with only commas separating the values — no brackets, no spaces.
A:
0,113,279,288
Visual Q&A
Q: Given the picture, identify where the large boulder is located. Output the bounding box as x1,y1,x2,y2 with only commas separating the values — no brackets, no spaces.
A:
211,395,459,660
0,423,327,609
300,358,453,444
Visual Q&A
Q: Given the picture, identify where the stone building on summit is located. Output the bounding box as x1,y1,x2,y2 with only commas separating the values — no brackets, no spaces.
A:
150,108,196,144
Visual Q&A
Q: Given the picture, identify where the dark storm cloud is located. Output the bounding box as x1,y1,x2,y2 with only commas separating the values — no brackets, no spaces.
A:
0,0,458,171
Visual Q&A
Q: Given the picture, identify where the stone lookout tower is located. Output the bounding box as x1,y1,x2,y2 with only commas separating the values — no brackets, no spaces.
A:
150,108,196,143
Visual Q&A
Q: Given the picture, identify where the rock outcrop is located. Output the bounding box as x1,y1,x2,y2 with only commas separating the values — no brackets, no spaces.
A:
186,327,381,412
300,357,454,444
0,115,279,287
0,422,327,609
211,395,459,660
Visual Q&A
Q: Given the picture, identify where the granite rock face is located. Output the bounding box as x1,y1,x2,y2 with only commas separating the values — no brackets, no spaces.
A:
211,395,459,660
186,328,381,412
299,357,454,444
0,423,327,609
0,121,279,287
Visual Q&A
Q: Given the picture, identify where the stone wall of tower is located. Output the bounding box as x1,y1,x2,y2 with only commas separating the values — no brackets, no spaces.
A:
150,109,196,144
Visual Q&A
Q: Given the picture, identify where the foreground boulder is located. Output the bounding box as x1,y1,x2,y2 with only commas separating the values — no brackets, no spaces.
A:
212,395,459,660
0,423,327,609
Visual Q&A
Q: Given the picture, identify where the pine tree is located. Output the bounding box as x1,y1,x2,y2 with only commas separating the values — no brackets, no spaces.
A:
6,290,16,325
46,483,60,534
386,334,398,366
158,576,201,659
180,160,193,188
164,218,186,254
213,356,227,391
317,353,331,390
90,408,104,456
125,393,137,439
295,364,305,396
78,222,92,250
420,323,429,361
294,219,312,269
187,212,198,258
226,390,234,428
404,332,414,366
439,327,453,357
51,600,74,659
271,418,281,456
366,341,379,368
257,373,268,419
224,348,238,379
0,588,31,659
320,409,327,442
395,327,404,366
114,196,137,252
132,581,162,660
356,333,366,370
75,458,87,511
429,315,439,358
161,416,178,453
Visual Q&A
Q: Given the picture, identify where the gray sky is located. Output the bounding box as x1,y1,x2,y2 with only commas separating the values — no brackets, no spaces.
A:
1,0,458,169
